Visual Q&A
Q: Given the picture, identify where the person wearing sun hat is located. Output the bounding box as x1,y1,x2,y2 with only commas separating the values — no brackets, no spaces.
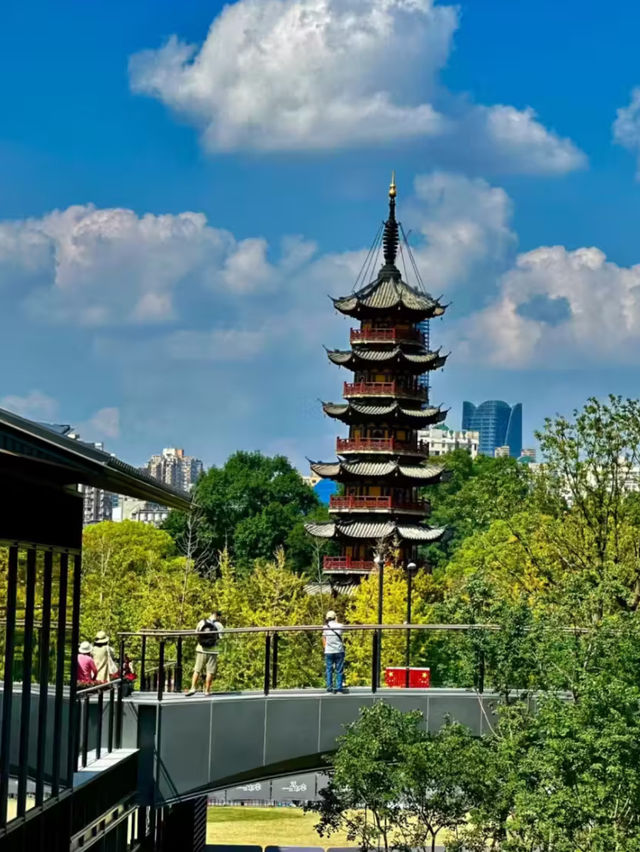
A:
322,610,346,694
77,641,97,686
92,630,118,683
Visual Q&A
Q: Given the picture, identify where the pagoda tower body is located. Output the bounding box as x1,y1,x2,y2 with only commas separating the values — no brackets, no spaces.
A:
306,178,448,578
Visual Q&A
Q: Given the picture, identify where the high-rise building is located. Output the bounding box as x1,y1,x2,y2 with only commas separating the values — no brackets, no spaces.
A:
41,424,113,525
418,424,479,458
462,400,522,458
146,448,203,492
306,177,448,578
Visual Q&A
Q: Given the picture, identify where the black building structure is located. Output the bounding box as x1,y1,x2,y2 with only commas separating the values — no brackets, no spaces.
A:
0,407,190,851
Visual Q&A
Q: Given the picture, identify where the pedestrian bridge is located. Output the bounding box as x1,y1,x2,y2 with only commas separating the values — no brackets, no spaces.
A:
121,687,499,805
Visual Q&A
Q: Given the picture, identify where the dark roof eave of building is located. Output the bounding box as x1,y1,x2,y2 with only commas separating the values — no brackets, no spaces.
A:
0,406,191,511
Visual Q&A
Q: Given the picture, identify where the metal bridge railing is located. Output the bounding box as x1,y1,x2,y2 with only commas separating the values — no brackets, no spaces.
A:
116,623,505,702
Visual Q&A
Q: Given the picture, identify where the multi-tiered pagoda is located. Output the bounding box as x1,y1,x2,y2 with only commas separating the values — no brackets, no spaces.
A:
306,177,448,578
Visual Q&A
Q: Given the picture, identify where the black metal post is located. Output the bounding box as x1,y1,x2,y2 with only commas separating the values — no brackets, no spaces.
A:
51,552,69,797
116,638,125,748
272,631,279,690
376,558,384,690
263,633,271,696
176,637,183,693
157,640,166,702
96,688,104,759
370,631,378,693
17,549,37,817
66,552,82,786
0,546,18,827
405,567,413,688
108,683,115,753
140,635,146,690
35,550,53,807
81,695,89,767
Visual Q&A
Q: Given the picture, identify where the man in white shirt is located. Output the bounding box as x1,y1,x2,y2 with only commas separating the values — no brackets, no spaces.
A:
322,610,346,693
186,610,223,696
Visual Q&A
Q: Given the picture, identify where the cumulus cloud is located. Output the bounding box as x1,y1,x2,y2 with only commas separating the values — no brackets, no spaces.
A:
128,0,584,174
164,327,269,360
0,390,58,420
613,87,640,175
457,246,640,367
82,407,121,440
408,171,516,305
129,0,452,152
461,104,587,175
0,205,285,326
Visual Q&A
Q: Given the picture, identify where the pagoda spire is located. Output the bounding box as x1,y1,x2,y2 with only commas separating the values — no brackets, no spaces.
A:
382,171,399,269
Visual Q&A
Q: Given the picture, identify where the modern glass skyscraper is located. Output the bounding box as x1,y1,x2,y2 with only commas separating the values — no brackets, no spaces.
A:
462,400,522,458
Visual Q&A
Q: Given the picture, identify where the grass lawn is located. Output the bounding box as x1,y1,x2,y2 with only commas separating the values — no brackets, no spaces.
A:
207,805,353,847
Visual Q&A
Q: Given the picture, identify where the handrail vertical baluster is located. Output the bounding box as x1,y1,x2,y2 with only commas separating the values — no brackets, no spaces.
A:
157,640,166,702
264,634,271,696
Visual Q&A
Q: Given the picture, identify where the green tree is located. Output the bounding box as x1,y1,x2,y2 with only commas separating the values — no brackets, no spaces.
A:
310,702,425,851
164,451,321,575
311,703,489,852
424,451,532,568
80,520,205,641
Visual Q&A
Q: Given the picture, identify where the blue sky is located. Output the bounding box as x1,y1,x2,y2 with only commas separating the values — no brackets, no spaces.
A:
2,0,640,469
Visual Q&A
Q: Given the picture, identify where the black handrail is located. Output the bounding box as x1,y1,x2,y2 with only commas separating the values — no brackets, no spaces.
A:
75,679,123,768
119,622,506,701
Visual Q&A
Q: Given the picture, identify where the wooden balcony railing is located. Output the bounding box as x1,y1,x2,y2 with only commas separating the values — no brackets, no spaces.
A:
343,381,427,399
329,496,428,512
323,556,377,573
350,327,424,344
336,437,428,454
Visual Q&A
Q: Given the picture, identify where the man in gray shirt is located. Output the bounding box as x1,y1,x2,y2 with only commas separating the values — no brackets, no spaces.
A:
322,610,346,694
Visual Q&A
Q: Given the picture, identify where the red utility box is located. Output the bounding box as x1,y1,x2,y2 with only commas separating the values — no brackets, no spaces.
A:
384,666,431,688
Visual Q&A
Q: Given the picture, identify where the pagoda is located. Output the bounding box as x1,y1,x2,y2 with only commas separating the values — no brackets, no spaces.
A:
305,176,449,578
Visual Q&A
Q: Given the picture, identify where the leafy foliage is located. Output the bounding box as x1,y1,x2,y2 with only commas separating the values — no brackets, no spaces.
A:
163,451,322,575
424,450,532,568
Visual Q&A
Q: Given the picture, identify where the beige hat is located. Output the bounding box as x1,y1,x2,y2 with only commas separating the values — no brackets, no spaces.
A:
94,630,109,643
79,641,92,654
326,610,337,621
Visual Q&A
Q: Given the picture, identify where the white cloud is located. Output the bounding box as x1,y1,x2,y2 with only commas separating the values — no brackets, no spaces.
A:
465,104,587,175
0,205,284,326
409,171,516,300
164,327,269,360
128,0,584,173
613,87,640,175
83,407,121,440
457,245,640,367
129,0,453,152
0,390,58,420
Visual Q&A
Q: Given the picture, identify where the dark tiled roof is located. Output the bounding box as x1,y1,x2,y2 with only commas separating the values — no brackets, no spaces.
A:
310,460,446,483
305,519,445,542
322,401,447,426
327,347,448,373
333,272,446,320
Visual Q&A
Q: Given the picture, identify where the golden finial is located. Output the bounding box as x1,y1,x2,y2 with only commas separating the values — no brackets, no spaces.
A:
389,170,397,198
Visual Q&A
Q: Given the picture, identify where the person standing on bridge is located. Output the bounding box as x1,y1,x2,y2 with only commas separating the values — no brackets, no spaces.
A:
323,610,346,694
186,610,223,696
77,641,98,687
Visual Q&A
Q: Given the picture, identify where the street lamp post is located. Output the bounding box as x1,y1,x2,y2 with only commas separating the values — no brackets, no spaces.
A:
405,561,417,687
374,553,383,690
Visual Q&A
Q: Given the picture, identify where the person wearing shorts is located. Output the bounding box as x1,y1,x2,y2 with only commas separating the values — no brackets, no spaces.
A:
186,611,223,696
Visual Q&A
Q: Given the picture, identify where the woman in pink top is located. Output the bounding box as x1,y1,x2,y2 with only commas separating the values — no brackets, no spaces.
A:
77,641,98,686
